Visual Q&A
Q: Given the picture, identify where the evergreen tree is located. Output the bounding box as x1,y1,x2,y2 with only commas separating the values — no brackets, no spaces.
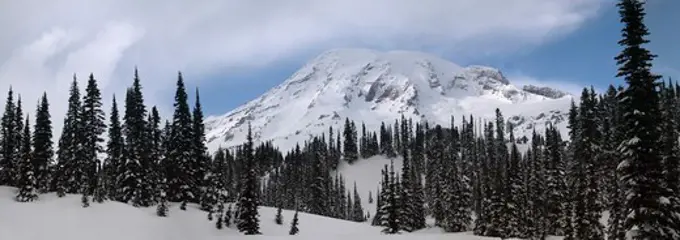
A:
275,206,283,225
660,79,680,230
615,0,680,238
215,201,225,229
157,178,169,217
571,88,605,240
105,96,124,201
16,116,37,202
81,73,106,196
167,72,195,206
81,193,90,208
56,77,83,195
352,182,364,222
381,160,400,234
289,210,299,235
32,93,53,193
427,125,446,226
122,70,153,207
601,86,626,240
0,87,18,186
441,122,472,233
343,118,358,163
225,204,233,227
12,96,24,187
399,150,415,231
237,124,261,235
193,88,210,209
93,165,106,203
504,127,523,237
545,124,568,236
148,107,163,202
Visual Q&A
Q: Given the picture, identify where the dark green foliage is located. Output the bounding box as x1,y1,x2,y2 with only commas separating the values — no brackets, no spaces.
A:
81,193,90,208
192,89,211,210
1,87,19,186
237,124,260,235
156,178,169,217
81,73,106,196
105,96,124,202
56,77,84,196
615,0,680,239
343,118,358,163
275,206,283,225
166,72,196,205
289,210,299,235
32,92,53,193
16,116,37,202
225,204,233,227
380,160,400,234
121,70,153,207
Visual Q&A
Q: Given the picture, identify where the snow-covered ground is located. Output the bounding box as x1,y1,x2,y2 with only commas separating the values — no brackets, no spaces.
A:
0,153,574,239
0,185,514,240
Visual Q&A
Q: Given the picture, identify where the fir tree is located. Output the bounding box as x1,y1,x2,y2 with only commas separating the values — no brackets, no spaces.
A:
32,92,53,193
193,88,210,209
660,79,680,231
545,124,568,236
122,70,153,207
343,118,358,163
441,119,472,233
92,166,106,203
105,96,124,201
381,160,400,234
16,116,37,202
167,72,195,205
13,96,24,186
237,124,261,235
225,204,233,227
571,88,605,240
81,73,106,196
399,149,415,231
615,0,680,238
82,193,90,208
275,206,283,225
289,209,299,235
56,77,83,195
0,87,18,186
148,107,163,202
215,201,225,229
157,178,169,217
352,182,364,222
503,127,523,237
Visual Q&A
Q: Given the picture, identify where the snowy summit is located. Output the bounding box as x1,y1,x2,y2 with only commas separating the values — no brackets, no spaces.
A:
205,48,573,151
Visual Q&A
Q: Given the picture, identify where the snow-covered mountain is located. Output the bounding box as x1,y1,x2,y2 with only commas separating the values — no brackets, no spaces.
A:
205,48,574,151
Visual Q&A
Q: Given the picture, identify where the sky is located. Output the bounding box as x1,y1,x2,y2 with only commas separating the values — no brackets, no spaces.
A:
0,0,677,137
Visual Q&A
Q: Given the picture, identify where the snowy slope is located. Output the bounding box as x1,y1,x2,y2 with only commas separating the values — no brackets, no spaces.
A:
0,186,547,239
205,48,574,152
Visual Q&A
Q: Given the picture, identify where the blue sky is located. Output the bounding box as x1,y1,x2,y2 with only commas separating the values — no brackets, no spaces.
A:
198,1,679,116
1,0,677,129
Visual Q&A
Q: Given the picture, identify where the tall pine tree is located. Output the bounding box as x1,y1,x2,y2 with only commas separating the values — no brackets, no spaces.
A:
32,93,53,193
615,0,680,238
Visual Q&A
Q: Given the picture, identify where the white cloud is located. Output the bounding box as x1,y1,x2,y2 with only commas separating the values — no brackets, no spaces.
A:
0,0,605,139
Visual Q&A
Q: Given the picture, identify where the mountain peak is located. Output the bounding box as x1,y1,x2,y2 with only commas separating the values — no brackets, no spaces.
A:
205,49,572,151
